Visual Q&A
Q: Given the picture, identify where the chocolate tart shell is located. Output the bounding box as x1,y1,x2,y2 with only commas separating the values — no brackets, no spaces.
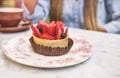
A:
29,37,73,56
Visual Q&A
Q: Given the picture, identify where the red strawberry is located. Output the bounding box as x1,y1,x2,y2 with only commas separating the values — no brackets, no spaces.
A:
36,23,49,34
50,21,55,26
36,23,42,29
49,26,56,36
59,21,65,32
37,20,50,33
56,21,65,33
49,22,56,36
39,20,49,27
56,28,62,39
40,33,55,40
55,21,60,30
65,27,68,35
31,24,41,37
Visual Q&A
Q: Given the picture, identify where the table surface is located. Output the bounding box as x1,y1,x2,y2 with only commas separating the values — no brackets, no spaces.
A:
0,28,120,78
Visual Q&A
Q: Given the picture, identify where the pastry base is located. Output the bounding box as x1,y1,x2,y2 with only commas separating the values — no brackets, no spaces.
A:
29,37,73,56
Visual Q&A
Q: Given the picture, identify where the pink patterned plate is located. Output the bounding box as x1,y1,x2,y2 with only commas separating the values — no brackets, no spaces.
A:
2,29,93,68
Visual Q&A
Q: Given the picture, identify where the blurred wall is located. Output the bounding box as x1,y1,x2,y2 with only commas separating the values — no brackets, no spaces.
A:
0,0,21,7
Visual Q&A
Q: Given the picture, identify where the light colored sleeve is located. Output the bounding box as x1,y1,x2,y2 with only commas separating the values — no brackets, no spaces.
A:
103,0,120,34
21,0,50,24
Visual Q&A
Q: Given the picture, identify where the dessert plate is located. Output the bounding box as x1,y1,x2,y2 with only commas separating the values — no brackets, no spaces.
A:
2,29,93,68
0,20,31,32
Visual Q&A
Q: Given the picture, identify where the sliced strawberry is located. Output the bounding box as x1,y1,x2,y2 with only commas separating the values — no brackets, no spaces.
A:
55,21,60,31
59,21,65,32
49,23,56,36
31,24,37,36
38,20,49,33
56,21,65,33
31,24,41,37
36,23,42,29
40,33,55,40
56,28,62,39
36,24,44,33
65,27,68,35
50,21,55,26
39,20,49,27
36,23,49,34
49,27,55,36
43,25,49,34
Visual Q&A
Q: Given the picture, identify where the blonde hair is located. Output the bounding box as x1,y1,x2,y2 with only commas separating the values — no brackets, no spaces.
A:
49,0,98,30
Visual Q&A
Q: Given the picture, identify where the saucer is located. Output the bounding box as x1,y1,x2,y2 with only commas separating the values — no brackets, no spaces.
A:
0,20,31,32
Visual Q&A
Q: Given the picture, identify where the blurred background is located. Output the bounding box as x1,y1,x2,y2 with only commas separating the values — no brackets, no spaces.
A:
0,0,21,8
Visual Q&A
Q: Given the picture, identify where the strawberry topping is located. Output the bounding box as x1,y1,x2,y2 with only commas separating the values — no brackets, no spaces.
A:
31,20,68,40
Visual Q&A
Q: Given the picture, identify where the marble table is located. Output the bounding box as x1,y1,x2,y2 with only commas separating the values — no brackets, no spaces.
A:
0,28,120,78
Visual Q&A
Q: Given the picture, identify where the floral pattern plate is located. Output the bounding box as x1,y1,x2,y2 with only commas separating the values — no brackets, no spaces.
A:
2,29,93,68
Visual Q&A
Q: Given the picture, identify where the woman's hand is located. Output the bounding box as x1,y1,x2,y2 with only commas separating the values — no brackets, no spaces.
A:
86,25,107,32
95,26,107,32
23,0,37,14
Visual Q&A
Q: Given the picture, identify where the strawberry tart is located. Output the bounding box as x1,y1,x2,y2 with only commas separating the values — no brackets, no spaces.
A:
29,20,73,56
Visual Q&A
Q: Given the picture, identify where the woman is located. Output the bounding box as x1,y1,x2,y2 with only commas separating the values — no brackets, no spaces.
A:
22,0,50,23
23,0,120,34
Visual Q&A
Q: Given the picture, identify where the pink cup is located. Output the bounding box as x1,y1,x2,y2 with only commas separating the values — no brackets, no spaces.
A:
0,7,23,27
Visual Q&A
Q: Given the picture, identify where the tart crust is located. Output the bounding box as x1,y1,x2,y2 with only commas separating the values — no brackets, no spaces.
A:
29,37,73,56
